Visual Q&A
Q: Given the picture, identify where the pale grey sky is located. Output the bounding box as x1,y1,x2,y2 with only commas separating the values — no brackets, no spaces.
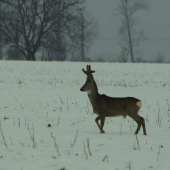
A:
85,0,170,62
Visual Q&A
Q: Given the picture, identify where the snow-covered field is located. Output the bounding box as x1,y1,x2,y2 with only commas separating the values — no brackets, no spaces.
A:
0,61,170,170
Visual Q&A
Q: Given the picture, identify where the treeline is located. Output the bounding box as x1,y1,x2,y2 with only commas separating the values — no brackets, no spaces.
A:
0,0,98,61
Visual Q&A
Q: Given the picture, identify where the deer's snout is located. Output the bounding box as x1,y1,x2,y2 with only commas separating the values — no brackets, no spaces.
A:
80,88,84,91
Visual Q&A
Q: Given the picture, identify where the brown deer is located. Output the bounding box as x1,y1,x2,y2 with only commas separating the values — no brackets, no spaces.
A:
80,65,147,135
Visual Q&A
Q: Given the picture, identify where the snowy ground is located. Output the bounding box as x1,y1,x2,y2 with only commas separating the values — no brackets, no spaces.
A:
0,61,170,170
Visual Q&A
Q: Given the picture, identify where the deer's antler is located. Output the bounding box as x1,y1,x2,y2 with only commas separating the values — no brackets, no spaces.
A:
82,65,95,81
82,65,95,75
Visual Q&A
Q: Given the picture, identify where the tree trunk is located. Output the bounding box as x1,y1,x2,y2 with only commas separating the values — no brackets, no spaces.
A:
125,1,134,63
80,13,85,61
0,2,2,60
125,1,134,62
127,24,134,62
54,5,63,61
26,49,35,61
0,23,2,60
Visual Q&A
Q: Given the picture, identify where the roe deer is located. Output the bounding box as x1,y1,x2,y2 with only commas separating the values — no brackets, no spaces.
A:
80,65,147,135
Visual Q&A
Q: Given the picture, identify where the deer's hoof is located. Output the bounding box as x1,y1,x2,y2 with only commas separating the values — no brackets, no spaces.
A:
100,130,105,134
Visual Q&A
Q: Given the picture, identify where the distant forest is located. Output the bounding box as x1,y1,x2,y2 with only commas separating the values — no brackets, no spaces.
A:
0,0,98,61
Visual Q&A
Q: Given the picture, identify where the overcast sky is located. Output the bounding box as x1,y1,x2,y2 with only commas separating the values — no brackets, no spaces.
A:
85,0,170,62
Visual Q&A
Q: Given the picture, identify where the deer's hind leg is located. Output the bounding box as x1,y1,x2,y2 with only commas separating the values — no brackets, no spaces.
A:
95,116,105,133
133,116,147,135
139,116,147,135
128,112,147,135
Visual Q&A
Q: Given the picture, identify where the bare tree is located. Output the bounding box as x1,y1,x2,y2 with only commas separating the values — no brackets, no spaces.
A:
116,0,150,62
117,46,129,62
80,12,86,61
0,1,2,59
41,1,76,61
7,45,23,60
72,8,98,61
0,0,84,60
155,52,165,63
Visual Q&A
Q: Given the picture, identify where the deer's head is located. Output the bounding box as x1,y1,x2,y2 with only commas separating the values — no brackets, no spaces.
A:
80,65,95,93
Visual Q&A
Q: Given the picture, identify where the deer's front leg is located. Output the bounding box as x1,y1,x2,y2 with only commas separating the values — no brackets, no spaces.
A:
100,113,105,133
95,115,105,133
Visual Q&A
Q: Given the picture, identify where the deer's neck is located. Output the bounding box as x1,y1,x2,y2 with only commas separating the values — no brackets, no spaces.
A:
87,81,99,104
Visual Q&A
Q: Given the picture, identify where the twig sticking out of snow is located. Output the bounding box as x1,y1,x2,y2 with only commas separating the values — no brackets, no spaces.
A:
82,141,88,159
120,123,122,135
51,132,60,156
86,138,92,156
17,140,25,147
56,117,61,127
0,123,8,148
102,155,109,162
70,130,78,148
135,135,140,150
126,161,132,170
27,123,37,149
18,118,20,128
25,117,26,128
157,145,161,161
156,107,163,127
133,135,140,150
